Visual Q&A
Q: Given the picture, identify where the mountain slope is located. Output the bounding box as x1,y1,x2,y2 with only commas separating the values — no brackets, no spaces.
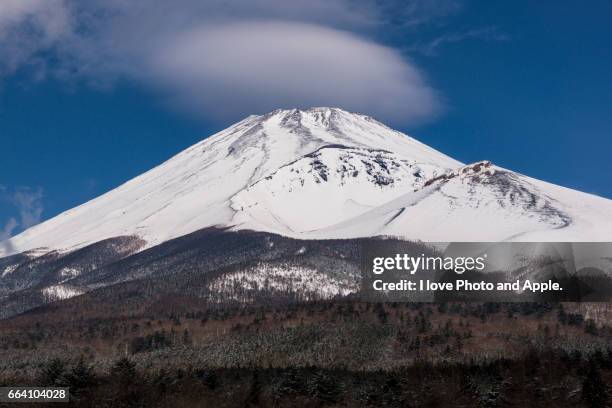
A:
311,161,612,242
2,107,612,262
229,144,445,234
0,108,460,257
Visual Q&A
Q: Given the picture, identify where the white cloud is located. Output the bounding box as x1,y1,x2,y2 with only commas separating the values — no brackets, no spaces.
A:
0,0,72,77
0,0,453,124
146,22,440,123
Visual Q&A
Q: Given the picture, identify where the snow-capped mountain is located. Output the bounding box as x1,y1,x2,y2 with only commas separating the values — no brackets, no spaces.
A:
2,107,612,260
2,107,612,317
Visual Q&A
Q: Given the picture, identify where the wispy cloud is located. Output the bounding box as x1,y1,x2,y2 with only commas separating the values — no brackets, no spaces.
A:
0,218,18,240
0,186,44,244
11,187,44,229
0,218,18,254
372,0,462,28
0,0,462,125
411,26,511,56
0,0,72,78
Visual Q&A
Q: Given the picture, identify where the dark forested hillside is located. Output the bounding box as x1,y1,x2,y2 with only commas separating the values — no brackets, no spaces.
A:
1,228,438,318
0,301,611,407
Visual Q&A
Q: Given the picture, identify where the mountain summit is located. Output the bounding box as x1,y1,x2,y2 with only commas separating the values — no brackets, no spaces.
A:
2,107,612,258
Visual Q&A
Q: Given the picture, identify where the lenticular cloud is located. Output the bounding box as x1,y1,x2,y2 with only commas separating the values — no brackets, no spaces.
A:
148,21,441,123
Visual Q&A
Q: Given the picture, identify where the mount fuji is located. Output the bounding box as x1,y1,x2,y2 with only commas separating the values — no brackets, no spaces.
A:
2,107,611,259
1,107,612,316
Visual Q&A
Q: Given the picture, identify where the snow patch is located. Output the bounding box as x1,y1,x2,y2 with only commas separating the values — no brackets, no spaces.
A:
41,284,85,301
207,263,358,303
59,267,82,279
1,265,18,277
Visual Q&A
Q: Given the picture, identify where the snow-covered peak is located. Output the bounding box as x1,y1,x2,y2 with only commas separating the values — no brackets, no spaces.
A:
2,107,612,259
194,106,460,178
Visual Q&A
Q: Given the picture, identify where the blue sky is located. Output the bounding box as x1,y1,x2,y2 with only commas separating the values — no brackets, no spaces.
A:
1,0,611,238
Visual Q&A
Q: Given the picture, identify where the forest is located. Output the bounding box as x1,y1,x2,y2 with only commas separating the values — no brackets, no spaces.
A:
0,300,610,407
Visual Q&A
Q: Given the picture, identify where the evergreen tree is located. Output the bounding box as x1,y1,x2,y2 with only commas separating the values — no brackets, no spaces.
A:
40,358,66,386
308,371,341,404
585,319,598,336
582,360,609,408
245,369,262,406
110,357,137,385
66,356,95,396
274,368,303,397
